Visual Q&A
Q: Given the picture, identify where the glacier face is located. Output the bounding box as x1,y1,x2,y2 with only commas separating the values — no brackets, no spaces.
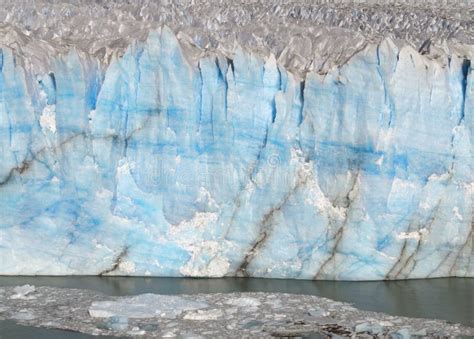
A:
0,26,472,279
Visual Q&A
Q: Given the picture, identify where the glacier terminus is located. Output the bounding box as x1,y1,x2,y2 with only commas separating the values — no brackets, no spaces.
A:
0,0,472,280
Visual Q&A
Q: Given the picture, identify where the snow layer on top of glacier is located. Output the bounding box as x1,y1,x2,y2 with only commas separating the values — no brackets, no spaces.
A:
0,0,472,75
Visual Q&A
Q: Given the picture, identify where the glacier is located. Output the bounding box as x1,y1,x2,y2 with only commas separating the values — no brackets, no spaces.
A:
0,2,473,280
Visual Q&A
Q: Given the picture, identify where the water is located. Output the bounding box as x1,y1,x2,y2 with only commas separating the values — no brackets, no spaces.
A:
0,320,117,339
0,277,472,338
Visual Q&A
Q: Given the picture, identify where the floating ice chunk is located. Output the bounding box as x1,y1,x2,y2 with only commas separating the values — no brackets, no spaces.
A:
89,294,209,319
162,331,177,337
183,309,223,320
10,285,36,300
127,326,146,336
224,297,261,307
391,328,411,339
242,320,264,329
307,308,330,317
412,328,427,336
355,322,384,334
106,316,129,331
12,309,36,320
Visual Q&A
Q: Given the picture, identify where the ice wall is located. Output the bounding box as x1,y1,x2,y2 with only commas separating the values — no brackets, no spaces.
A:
0,26,472,279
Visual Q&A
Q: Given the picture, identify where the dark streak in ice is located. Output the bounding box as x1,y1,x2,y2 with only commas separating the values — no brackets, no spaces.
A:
99,246,129,276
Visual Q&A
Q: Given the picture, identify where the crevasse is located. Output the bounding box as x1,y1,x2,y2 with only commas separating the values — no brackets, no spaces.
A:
0,27,472,280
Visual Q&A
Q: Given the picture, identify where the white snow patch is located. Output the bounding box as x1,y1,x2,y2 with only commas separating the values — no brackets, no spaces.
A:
179,241,230,277
466,182,474,194
174,212,218,230
376,251,397,260
39,104,56,133
375,155,384,166
118,260,136,274
376,128,394,149
127,327,145,336
290,147,347,220
117,161,134,176
391,177,416,190
378,321,394,326
170,209,231,278
205,256,229,277
88,110,96,121
303,173,347,220
419,202,431,210
427,172,451,182
397,228,428,240
195,187,219,210
96,189,113,199
452,207,463,221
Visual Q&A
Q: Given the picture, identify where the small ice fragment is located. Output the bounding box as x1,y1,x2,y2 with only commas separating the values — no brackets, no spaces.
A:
307,308,330,317
183,309,223,320
181,332,204,338
107,316,129,331
412,328,427,336
242,320,263,329
162,331,177,337
224,297,261,307
89,294,208,319
10,285,36,300
355,322,383,334
391,328,411,339
12,309,36,320
127,326,145,336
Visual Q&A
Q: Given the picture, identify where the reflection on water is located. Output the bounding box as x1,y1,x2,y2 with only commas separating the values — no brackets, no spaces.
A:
0,277,472,338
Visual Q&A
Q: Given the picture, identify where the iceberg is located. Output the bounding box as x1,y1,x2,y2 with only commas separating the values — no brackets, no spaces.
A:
0,1,472,280
2,286,473,337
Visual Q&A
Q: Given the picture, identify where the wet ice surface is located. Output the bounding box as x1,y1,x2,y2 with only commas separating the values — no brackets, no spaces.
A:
0,285,472,338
